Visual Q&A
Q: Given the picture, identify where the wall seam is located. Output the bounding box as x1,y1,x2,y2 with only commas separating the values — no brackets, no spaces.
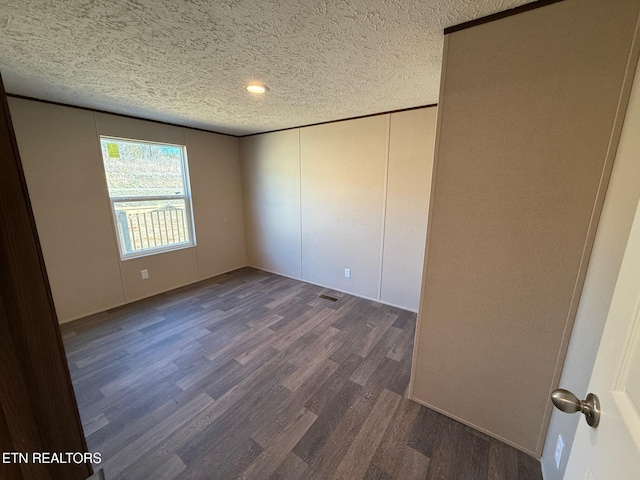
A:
298,128,303,280
377,115,392,301
409,35,448,398
238,137,253,268
236,137,250,269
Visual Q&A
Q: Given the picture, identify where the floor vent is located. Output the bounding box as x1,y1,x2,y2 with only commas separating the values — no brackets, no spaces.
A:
319,294,339,302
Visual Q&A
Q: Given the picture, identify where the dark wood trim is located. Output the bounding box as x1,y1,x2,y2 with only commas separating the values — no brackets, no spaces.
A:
444,0,564,35
0,75,91,479
8,93,437,139
6,93,240,139
239,103,438,138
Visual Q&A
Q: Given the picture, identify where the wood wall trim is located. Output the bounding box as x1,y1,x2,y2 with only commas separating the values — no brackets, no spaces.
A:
238,104,437,138
7,93,436,139
444,0,564,35
0,75,91,479
6,93,238,139
0,296,54,480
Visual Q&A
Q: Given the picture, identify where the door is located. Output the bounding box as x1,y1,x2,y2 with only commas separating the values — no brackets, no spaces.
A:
564,129,640,477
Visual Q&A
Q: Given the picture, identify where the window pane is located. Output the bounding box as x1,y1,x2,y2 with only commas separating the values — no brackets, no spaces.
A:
113,199,190,254
100,139,185,197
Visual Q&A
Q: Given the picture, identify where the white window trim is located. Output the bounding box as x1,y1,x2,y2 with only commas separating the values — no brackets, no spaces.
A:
100,136,197,261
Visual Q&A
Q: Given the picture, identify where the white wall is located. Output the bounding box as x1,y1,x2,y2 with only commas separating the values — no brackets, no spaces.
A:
240,108,436,311
9,98,246,322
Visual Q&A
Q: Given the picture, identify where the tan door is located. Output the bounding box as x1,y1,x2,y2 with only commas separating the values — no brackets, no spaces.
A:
564,62,640,478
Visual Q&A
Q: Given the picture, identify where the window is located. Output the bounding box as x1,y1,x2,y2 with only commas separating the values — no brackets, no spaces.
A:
99,137,195,259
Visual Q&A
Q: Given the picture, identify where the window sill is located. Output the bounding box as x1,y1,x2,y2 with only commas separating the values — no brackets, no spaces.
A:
119,243,196,261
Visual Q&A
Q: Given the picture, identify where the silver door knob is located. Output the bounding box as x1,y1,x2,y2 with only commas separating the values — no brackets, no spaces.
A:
551,389,600,428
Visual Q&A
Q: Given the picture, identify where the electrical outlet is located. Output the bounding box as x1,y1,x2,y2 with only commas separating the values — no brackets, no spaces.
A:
554,434,564,469
141,269,149,280
344,268,351,278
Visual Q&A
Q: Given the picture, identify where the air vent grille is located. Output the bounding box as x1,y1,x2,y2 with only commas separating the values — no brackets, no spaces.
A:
319,294,339,302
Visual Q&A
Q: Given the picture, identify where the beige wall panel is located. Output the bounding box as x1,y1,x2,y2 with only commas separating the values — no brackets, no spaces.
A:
185,129,246,278
96,113,245,299
120,247,199,302
412,0,640,455
300,116,388,299
8,98,125,322
10,99,247,322
240,129,301,278
381,108,436,311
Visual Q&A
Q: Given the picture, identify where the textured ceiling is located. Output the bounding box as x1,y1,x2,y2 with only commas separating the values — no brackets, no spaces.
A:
0,0,533,135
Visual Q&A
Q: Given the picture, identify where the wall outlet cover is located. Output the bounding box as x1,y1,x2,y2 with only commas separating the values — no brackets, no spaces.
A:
141,269,149,280
344,268,351,278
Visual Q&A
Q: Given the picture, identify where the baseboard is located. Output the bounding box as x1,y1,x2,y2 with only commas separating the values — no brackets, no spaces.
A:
247,264,418,313
60,263,418,325
409,395,542,460
58,265,247,325
58,303,128,324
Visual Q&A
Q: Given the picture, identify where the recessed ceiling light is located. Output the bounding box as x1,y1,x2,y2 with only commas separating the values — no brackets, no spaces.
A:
245,83,268,94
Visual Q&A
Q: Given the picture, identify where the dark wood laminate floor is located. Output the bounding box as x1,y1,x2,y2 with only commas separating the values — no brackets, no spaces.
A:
61,267,542,480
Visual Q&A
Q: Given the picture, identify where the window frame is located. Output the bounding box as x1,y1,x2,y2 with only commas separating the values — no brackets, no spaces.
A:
99,136,197,260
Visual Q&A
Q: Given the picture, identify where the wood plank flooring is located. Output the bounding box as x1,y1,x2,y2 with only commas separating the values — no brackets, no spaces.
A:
60,267,542,480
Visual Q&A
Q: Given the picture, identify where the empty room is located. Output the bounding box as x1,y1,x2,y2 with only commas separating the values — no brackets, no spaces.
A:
1,1,640,479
